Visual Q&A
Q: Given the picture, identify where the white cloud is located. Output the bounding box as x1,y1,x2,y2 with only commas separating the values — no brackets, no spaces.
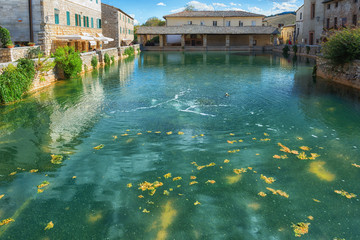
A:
170,7,185,13
213,3,228,8
157,2,166,6
248,0,299,16
272,2,298,12
230,2,241,6
224,7,246,11
186,1,215,11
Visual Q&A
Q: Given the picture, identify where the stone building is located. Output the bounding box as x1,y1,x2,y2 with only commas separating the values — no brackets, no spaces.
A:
281,24,296,44
101,3,134,48
295,5,304,44
137,11,279,50
0,0,113,54
300,0,325,45
323,0,359,30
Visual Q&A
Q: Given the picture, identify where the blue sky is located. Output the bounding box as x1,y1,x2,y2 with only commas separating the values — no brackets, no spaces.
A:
102,0,303,25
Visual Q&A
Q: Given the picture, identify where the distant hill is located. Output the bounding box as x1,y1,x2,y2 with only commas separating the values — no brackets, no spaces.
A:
266,12,296,18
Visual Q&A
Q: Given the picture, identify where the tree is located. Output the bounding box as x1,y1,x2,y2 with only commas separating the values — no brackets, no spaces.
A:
184,4,195,11
143,17,166,27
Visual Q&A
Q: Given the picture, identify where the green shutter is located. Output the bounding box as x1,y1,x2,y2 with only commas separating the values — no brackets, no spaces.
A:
75,14,78,26
79,15,81,26
54,9,59,24
91,17,94,28
83,16,86,27
66,11,70,26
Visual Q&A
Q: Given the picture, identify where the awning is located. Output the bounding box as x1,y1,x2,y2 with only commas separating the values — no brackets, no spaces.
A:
89,41,97,46
95,33,114,42
56,35,94,41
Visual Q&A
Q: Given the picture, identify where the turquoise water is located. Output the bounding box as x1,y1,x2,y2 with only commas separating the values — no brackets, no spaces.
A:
0,52,360,239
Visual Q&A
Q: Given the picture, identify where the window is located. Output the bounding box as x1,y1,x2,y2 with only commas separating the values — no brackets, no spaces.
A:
353,14,357,26
213,21,217,26
66,11,70,26
188,21,192,25
300,13,302,20
83,16,86,27
239,21,243,27
75,14,78,26
96,0,98,3
327,4,330,10
54,9,59,24
335,2,338,7
97,19,101,28
226,21,231,26
87,16,89,27
91,17,94,28
79,14,81,26
251,21,256,26
200,21,205,26
278,23,284,28
342,17,347,27
311,3,315,19
326,18,330,29
129,29,130,34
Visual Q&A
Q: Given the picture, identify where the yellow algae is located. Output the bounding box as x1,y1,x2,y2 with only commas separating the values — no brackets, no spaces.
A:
44,221,54,230
9,172,17,176
256,153,260,156
189,181,198,185
297,152,308,160
142,209,150,213
258,192,267,197
296,137,303,140
166,131,173,135
273,155,281,159
292,222,310,237
127,183,132,188
197,166,205,170
126,129,130,132
309,161,335,181
0,195,4,199
309,153,320,160
138,195,144,199
29,169,38,173
264,133,269,136
50,154,63,164
252,138,257,140
291,150,299,155
226,174,242,184
206,162,216,167
248,167,253,170
228,149,240,153
178,131,184,135
334,190,357,199
190,176,197,180
352,163,360,168
227,140,236,144
199,134,204,137
308,216,314,221
266,187,289,198
248,203,261,211
113,135,118,140
154,201,177,240
260,175,276,184
233,168,247,174
87,211,103,223
163,190,170,196
164,173,172,179
205,180,216,184
260,138,271,142
155,131,161,134
313,199,321,203
238,139,244,142
229,133,235,136
121,133,128,136
93,145,104,150
224,159,230,163
137,133,142,135
300,146,311,151
278,143,291,153
147,131,152,133
37,181,50,189
173,177,182,181
126,138,134,144
194,201,201,205
72,176,77,179
0,218,14,226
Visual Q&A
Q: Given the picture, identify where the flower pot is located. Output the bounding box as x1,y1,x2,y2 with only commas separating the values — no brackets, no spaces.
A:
6,45,14,49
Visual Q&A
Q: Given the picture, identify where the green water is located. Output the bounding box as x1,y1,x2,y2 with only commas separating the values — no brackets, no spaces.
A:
0,52,360,240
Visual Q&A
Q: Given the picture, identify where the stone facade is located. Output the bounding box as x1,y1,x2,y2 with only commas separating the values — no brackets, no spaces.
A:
101,3,134,49
281,25,295,44
323,0,360,30
301,0,325,45
295,5,304,44
81,51,98,72
317,57,360,89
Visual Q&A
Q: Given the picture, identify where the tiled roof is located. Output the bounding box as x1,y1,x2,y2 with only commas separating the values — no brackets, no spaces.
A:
137,26,279,35
164,11,265,19
101,3,134,20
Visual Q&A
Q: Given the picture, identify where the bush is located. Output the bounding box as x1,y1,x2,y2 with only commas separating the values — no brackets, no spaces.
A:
322,28,360,64
27,47,43,59
282,45,290,56
54,46,82,79
306,46,311,54
0,27,11,48
124,47,135,56
91,56,98,69
292,45,298,54
111,55,115,63
0,59,35,103
104,53,111,65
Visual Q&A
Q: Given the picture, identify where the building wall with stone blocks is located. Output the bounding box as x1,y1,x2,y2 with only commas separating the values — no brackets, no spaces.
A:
295,5,304,44
101,3,134,49
166,17,263,27
97,48,118,63
81,51,98,72
0,0,42,44
323,0,360,29
301,0,325,45
0,46,39,63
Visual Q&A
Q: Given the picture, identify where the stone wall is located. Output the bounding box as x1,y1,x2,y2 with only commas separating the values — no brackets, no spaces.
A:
0,46,39,63
317,57,360,89
81,52,98,72
119,45,140,58
97,48,118,64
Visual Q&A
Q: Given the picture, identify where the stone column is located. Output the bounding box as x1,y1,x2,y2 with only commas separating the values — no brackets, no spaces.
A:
225,35,230,48
249,35,254,47
164,35,167,46
181,35,185,48
159,35,164,48
139,35,144,46
203,34,207,47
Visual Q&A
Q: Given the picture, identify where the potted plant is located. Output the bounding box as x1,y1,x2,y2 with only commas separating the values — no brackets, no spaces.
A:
28,42,35,46
6,42,14,48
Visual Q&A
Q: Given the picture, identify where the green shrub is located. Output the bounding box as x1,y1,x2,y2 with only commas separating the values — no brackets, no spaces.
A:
0,59,35,103
111,55,115,63
282,45,290,56
54,46,82,79
83,64,88,72
91,56,98,69
124,47,135,56
0,27,11,48
306,46,311,54
104,53,111,65
292,45,298,54
27,47,43,59
322,28,360,64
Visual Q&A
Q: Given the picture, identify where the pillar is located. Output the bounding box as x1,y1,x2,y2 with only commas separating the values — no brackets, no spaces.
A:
225,35,230,48
139,35,144,45
181,35,185,48
249,35,254,47
159,35,164,48
203,34,207,47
